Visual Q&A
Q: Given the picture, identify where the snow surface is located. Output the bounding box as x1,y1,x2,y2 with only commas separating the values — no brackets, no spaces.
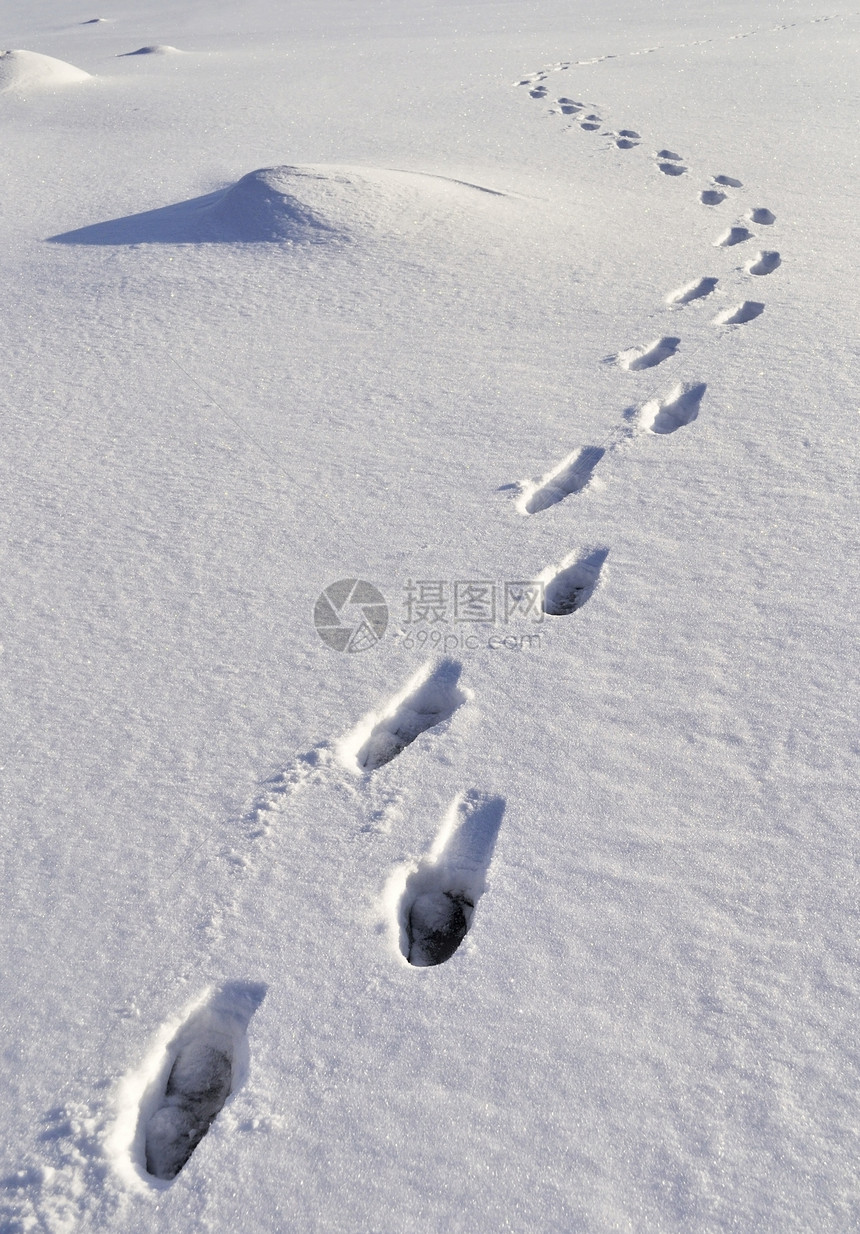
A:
1,0,859,1230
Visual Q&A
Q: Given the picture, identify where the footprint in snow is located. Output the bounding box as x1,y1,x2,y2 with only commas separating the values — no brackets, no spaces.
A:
700,189,727,206
714,226,753,247
615,336,680,371
658,162,687,176
395,791,506,967
713,174,743,188
517,445,605,515
713,301,765,326
666,277,718,304
657,149,683,161
580,114,602,130
540,547,609,616
140,982,266,1182
614,129,640,148
746,250,781,275
341,659,468,773
639,382,707,435
748,207,776,225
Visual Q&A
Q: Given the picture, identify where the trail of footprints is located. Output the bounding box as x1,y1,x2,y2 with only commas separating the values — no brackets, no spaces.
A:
513,64,781,513
111,44,791,1195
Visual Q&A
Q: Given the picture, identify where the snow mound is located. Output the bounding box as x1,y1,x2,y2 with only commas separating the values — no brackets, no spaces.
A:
49,163,508,246
203,166,346,242
0,49,91,93
119,45,183,56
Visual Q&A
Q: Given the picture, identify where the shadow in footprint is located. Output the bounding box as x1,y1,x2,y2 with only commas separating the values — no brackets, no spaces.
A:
667,277,718,305
641,382,707,435
142,982,266,1182
714,226,753,247
747,251,780,276
519,445,605,515
346,659,467,772
658,162,687,176
713,175,743,187
700,189,727,206
749,207,776,225
398,791,506,967
714,301,764,326
542,547,609,616
617,336,680,371
657,149,683,161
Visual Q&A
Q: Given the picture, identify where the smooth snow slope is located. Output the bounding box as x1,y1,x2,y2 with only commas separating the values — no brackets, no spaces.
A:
1,1,859,1231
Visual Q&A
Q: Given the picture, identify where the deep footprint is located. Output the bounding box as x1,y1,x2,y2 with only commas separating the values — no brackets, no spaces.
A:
640,382,707,435
349,659,467,772
519,445,605,515
714,226,753,247
399,791,506,967
656,149,683,161
617,336,680,371
713,174,743,187
143,982,266,1182
747,250,781,275
658,162,687,176
667,276,718,304
542,547,609,616
749,207,776,225
714,300,765,326
700,189,727,206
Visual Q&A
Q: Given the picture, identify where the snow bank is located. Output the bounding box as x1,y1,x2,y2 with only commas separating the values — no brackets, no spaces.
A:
0,49,90,93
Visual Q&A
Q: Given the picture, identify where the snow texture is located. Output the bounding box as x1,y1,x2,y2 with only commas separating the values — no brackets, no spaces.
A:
2,0,859,1230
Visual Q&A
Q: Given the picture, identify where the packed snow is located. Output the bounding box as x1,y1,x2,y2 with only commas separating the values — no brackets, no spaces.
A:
1,0,859,1230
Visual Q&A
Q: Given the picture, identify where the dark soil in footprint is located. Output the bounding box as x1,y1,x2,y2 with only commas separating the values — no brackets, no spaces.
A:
142,982,265,1183
747,250,781,275
146,1045,232,1180
407,891,473,966
700,189,727,206
400,791,505,968
714,227,753,247
543,547,609,616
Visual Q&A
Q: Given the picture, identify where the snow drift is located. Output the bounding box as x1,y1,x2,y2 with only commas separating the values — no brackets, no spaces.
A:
0,49,90,93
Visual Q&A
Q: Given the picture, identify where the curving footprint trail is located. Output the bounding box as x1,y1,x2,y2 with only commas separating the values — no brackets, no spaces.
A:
514,13,851,88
